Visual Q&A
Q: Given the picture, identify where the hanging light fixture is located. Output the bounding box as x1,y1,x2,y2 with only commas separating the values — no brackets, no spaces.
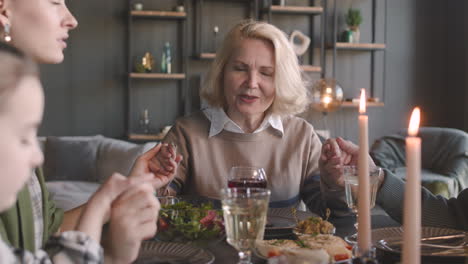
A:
311,78,343,113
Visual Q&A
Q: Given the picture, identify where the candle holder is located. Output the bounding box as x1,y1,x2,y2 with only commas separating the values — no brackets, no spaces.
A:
351,246,379,264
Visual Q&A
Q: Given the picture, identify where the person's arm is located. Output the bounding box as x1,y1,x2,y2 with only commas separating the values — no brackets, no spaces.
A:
300,132,347,217
0,231,103,264
101,182,159,264
128,143,182,193
59,205,84,232
318,137,380,217
377,171,468,230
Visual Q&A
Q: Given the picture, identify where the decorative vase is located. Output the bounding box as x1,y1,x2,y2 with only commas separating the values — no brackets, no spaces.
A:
349,26,360,43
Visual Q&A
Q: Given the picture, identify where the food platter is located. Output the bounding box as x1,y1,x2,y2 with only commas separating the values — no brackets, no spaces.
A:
255,235,353,264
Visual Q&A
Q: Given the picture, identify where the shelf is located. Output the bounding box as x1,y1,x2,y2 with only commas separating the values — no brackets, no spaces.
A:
300,65,321,73
131,10,187,19
199,53,216,60
130,73,186,80
329,42,386,51
128,133,165,141
268,5,323,15
341,101,385,108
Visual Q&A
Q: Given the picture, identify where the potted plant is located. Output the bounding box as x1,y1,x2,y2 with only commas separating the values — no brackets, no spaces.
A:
345,8,362,43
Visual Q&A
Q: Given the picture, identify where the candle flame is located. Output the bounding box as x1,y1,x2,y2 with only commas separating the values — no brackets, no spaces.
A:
359,89,366,114
408,107,420,136
322,95,332,105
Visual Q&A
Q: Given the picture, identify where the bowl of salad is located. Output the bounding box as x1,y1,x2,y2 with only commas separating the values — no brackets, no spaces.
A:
155,197,225,247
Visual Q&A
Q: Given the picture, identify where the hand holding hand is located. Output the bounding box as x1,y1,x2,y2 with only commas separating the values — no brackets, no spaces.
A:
129,143,183,190
103,182,160,264
76,173,154,242
319,137,377,188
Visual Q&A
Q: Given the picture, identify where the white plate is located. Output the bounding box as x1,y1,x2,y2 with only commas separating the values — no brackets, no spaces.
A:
135,241,215,264
372,227,467,258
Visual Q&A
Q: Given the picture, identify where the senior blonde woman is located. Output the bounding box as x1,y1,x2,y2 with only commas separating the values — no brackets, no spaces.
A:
160,20,346,216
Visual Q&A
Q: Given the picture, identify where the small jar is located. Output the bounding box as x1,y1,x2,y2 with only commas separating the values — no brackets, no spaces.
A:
175,5,185,12
133,3,143,11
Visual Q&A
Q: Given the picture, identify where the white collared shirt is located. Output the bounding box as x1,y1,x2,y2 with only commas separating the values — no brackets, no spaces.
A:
202,107,284,137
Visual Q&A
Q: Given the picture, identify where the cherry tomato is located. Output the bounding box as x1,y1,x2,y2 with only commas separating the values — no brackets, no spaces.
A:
267,249,282,258
334,253,350,261
158,218,170,231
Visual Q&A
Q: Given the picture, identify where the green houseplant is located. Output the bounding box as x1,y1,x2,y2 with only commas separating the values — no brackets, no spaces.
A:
345,8,363,43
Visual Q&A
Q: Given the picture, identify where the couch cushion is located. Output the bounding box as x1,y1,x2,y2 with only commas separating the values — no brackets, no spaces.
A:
43,135,157,183
46,181,100,211
96,137,156,183
43,135,102,182
394,167,457,198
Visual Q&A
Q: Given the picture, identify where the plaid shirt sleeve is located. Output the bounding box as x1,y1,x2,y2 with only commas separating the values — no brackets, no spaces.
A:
0,231,103,264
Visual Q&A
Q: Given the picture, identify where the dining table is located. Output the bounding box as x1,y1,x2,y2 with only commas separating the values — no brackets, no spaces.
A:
204,206,401,264
136,197,466,264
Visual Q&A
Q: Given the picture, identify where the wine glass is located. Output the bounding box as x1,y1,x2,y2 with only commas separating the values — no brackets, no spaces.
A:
221,187,271,264
227,166,267,189
343,165,383,244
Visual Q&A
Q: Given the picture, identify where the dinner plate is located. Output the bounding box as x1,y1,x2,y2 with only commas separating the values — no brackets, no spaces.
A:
266,215,296,230
268,207,319,221
372,227,467,263
265,208,320,239
264,215,297,239
135,241,215,264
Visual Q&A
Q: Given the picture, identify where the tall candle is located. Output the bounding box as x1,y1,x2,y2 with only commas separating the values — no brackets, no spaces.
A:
402,107,421,264
357,88,371,255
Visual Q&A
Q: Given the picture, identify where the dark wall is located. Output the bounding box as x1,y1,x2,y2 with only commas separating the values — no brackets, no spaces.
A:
38,0,467,143
40,0,127,137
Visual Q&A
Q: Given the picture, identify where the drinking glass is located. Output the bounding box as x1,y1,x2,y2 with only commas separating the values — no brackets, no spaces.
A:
227,166,267,189
343,165,383,244
221,188,271,264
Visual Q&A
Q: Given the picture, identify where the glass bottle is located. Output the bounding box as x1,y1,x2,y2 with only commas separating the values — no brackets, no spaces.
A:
161,42,172,74
139,109,150,134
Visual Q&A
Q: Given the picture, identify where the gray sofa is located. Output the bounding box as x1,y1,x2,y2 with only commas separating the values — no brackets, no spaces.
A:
370,127,468,198
41,135,156,211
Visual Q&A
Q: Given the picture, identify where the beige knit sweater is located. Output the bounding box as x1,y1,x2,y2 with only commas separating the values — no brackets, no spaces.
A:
163,111,347,215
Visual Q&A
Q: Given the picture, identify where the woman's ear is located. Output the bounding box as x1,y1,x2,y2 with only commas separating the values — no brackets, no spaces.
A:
0,0,11,28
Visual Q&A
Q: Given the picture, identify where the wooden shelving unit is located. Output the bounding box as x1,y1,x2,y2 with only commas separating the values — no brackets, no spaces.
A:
128,133,165,141
199,53,216,60
127,1,189,142
327,0,388,107
341,100,384,108
129,73,186,80
194,0,259,59
300,65,322,73
131,10,187,19
329,42,386,51
269,5,323,15
259,2,326,76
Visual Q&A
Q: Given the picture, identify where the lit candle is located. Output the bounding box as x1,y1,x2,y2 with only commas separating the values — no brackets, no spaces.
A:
357,88,371,255
402,107,421,264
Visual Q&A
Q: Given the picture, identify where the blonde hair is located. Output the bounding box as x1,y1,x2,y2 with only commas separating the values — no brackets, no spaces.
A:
0,42,38,112
200,20,309,115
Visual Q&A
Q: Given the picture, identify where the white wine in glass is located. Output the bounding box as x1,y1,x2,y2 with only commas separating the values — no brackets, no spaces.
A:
343,166,382,244
221,188,270,264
